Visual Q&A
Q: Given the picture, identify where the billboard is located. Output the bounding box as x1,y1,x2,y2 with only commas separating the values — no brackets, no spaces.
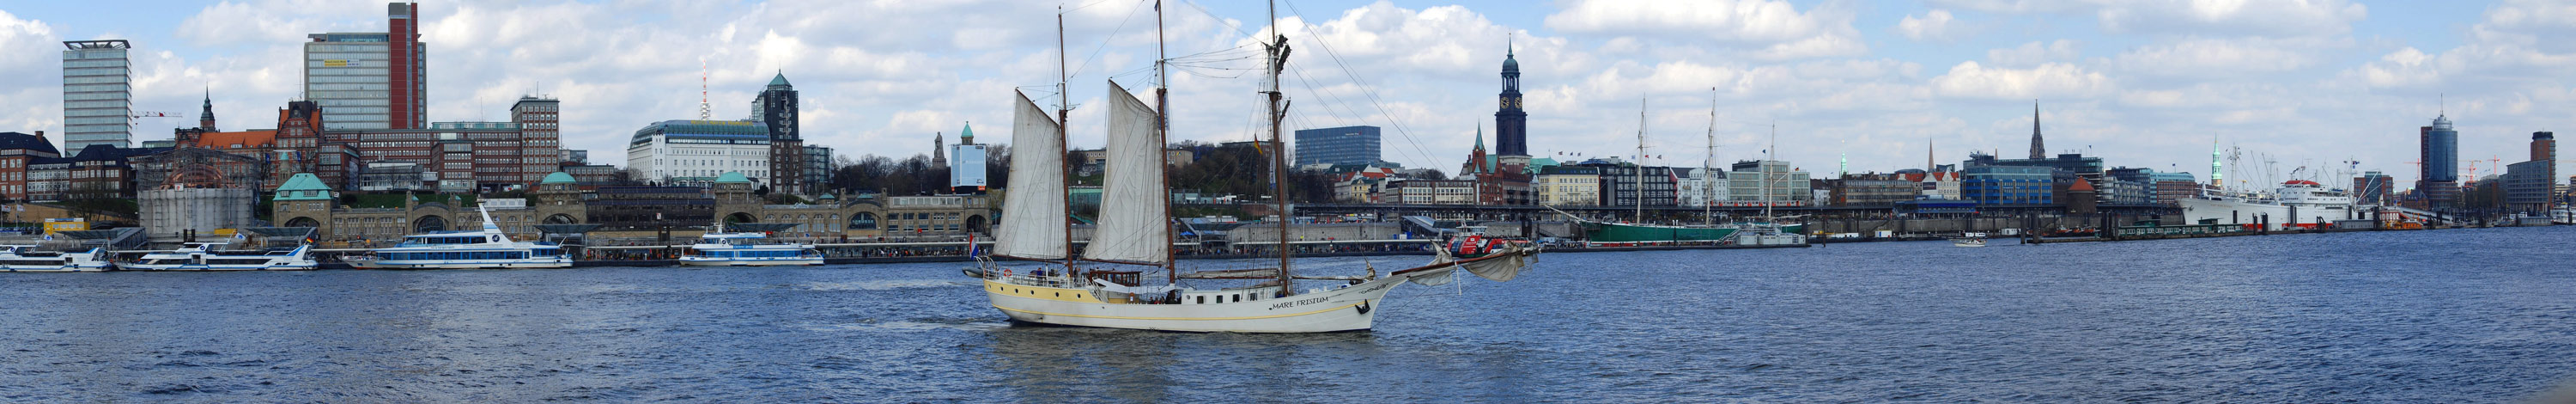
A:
951,144,988,190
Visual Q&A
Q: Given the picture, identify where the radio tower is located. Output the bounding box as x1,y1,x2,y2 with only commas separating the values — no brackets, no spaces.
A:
699,57,712,120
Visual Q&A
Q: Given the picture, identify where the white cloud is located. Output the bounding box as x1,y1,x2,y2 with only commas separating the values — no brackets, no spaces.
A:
1929,61,2113,100
1935,0,2366,38
0,9,60,134
2111,37,2330,77
1986,40,2080,67
1542,0,1864,59
1896,9,1958,42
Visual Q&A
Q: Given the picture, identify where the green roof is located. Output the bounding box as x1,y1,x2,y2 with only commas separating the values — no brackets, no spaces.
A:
959,123,974,139
715,171,751,183
540,172,576,184
272,173,334,201
769,72,791,87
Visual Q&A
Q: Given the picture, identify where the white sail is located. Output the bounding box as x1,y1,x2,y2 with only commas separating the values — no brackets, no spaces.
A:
1082,82,1171,265
994,92,1068,260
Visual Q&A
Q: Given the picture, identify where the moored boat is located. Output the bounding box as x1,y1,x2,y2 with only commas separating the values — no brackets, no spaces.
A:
0,245,112,272
127,242,318,271
679,223,823,266
343,205,570,270
2179,180,2356,230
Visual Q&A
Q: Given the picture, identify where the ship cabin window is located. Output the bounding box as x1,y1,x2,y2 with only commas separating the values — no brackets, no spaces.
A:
1196,296,1205,304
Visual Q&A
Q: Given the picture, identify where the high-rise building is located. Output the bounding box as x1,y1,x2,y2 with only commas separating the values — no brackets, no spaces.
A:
1494,40,1528,157
803,144,834,193
627,119,771,187
2504,132,2557,211
1292,125,1380,166
510,97,560,183
304,3,426,130
63,40,132,150
756,73,804,194
2352,171,2394,206
2417,114,2460,207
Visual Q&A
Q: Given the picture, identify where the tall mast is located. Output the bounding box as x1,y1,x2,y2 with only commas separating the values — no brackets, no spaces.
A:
1057,8,1076,272
1157,0,1177,283
1763,119,1775,221
1704,88,1716,226
1265,0,1294,295
1635,95,1646,224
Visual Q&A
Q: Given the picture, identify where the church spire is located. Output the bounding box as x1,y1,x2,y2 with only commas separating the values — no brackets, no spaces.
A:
198,88,216,131
2028,100,2045,160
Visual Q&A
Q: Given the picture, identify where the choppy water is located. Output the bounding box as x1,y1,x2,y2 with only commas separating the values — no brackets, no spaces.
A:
4,227,2575,402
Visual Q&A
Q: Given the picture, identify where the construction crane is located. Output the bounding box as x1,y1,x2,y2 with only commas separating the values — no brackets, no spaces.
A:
129,111,189,129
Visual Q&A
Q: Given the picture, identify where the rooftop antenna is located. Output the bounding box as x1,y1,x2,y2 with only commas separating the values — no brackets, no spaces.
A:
699,57,712,120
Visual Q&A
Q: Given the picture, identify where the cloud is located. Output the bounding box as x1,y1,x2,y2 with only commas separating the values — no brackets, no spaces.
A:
1896,9,1958,42
1985,40,2080,67
2111,37,2330,77
1929,61,2113,100
0,9,60,133
1935,0,2366,38
1542,0,1864,58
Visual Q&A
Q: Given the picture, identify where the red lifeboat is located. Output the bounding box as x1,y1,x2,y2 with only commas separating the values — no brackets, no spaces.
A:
2282,180,2321,187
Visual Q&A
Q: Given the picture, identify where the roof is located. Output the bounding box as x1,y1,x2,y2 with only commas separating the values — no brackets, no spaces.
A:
2068,176,2095,192
769,72,792,88
273,173,334,200
541,172,576,184
715,172,750,183
0,132,61,156
959,123,974,139
192,130,278,149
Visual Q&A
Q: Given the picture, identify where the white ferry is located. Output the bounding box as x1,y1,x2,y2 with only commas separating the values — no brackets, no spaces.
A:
343,206,571,270
126,242,318,271
678,223,823,266
0,245,113,272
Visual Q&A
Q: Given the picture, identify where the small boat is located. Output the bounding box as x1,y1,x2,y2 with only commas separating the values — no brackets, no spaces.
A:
0,245,113,272
1951,237,1987,248
126,242,318,271
679,223,823,266
343,205,571,270
2555,207,2574,225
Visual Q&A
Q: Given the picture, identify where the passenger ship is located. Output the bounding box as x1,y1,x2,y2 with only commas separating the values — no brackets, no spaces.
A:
678,223,823,266
2179,180,2356,230
343,206,571,269
0,245,113,272
127,242,318,271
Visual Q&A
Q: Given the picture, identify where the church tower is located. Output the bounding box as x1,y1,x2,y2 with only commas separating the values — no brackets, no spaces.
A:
1495,37,1528,158
199,89,217,131
2028,101,2045,160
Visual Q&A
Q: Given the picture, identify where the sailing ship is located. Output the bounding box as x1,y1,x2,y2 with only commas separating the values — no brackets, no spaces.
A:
1564,95,1803,247
0,245,113,272
963,2,1540,333
126,242,318,271
678,223,824,266
343,205,572,270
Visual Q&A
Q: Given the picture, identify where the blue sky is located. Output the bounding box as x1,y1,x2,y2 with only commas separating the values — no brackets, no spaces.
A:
3,1,2572,189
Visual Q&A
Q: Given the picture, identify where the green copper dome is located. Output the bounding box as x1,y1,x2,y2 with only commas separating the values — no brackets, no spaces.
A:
715,171,751,183
540,171,575,184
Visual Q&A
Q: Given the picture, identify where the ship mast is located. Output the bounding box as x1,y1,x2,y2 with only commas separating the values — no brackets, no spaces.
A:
1635,95,1646,224
1763,119,1775,222
1264,0,1294,296
1057,9,1076,272
1157,0,1177,283
1704,88,1716,226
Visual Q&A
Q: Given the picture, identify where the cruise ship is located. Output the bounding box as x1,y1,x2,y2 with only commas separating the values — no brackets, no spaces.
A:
343,206,571,270
0,245,113,272
678,223,823,266
126,242,318,271
2178,180,2356,230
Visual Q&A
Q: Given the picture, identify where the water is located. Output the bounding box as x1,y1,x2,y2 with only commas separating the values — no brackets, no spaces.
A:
4,227,2574,402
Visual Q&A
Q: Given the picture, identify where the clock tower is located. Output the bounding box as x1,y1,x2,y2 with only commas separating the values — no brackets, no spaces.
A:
1495,38,1529,159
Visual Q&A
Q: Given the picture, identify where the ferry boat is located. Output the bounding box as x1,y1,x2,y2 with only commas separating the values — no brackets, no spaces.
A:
679,223,823,266
963,20,1540,333
2179,180,2355,230
343,206,571,270
0,245,112,272
2553,207,2574,225
126,242,317,271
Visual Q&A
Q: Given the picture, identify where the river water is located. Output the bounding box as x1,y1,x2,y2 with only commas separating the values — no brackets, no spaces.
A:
3,226,2573,402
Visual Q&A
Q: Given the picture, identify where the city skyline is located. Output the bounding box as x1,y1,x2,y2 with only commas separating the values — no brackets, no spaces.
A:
2,1,2573,187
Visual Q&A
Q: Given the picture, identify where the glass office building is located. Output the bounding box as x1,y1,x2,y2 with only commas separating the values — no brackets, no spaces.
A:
1292,125,1380,166
63,40,131,150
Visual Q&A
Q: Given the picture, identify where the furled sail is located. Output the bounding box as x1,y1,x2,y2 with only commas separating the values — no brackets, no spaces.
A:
1081,81,1172,265
994,91,1067,260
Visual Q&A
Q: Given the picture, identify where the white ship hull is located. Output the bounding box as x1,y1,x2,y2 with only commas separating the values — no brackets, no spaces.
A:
677,256,824,266
348,258,571,270
977,245,1536,333
0,248,113,272
2178,196,2353,230
128,246,319,271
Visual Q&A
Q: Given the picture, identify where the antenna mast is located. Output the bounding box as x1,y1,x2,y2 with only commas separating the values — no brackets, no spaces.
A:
699,57,711,120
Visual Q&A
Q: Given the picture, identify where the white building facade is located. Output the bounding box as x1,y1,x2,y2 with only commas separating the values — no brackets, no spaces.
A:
628,119,773,187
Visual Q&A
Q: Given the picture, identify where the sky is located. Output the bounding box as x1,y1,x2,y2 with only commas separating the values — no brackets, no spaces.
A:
2,0,2572,190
